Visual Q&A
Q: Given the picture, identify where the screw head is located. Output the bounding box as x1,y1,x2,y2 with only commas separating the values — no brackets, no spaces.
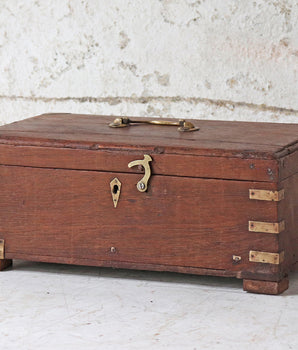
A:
267,168,273,176
110,247,117,253
137,182,146,191
232,255,242,263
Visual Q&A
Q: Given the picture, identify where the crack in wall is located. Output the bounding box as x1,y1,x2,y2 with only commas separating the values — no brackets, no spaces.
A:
0,95,298,116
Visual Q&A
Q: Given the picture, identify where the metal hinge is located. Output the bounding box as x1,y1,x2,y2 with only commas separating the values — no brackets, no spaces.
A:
0,239,5,259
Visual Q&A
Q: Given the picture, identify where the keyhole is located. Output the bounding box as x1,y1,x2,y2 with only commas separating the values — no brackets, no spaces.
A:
113,184,119,194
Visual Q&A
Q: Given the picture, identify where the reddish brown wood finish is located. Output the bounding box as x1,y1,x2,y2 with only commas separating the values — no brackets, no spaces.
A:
0,165,279,268
0,114,297,294
0,144,279,182
243,277,289,295
279,172,298,272
278,147,298,180
0,114,297,160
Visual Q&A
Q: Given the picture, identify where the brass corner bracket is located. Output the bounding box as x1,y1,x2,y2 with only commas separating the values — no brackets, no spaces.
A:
249,189,284,202
249,250,285,265
0,239,5,259
248,220,285,234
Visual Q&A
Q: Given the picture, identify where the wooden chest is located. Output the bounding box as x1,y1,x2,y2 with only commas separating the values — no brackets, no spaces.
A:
0,113,297,295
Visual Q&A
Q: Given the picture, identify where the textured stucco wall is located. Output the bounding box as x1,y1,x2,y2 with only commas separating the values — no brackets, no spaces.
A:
0,0,297,125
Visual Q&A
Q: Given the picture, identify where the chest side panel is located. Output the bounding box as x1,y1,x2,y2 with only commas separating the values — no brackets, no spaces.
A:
279,171,298,270
0,165,280,276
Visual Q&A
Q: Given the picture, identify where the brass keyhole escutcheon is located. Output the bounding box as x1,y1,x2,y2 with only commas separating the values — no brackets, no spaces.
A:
110,178,121,208
113,184,119,194
128,155,152,192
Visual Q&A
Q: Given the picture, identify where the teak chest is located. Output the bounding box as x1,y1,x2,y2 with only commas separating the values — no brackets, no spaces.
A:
0,113,297,295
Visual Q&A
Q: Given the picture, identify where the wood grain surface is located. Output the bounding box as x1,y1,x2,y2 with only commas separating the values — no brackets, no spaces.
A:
0,165,282,280
279,172,298,272
243,277,289,295
0,114,297,159
0,144,279,182
0,114,297,294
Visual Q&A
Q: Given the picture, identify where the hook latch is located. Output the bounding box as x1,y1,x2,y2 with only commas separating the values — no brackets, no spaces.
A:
128,155,152,192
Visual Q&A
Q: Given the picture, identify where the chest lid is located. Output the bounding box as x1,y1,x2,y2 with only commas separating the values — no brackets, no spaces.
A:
0,113,297,182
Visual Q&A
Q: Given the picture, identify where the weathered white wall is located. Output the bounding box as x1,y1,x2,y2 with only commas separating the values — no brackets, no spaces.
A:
0,0,297,125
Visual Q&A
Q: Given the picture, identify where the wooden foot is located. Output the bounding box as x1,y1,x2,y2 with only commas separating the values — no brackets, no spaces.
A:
0,259,12,271
243,277,289,295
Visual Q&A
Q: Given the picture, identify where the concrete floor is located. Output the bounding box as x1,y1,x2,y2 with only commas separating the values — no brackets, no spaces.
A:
0,260,298,350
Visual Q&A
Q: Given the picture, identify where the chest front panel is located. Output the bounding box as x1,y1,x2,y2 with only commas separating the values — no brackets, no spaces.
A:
0,165,279,273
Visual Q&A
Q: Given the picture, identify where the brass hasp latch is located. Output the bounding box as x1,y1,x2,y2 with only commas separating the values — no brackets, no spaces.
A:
109,117,199,132
128,155,152,192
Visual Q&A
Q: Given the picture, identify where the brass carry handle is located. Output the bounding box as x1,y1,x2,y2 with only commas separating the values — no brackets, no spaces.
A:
109,117,199,132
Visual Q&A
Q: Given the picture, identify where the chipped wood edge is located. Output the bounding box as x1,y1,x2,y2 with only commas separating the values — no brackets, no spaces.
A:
248,220,285,234
249,250,285,265
249,189,284,201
